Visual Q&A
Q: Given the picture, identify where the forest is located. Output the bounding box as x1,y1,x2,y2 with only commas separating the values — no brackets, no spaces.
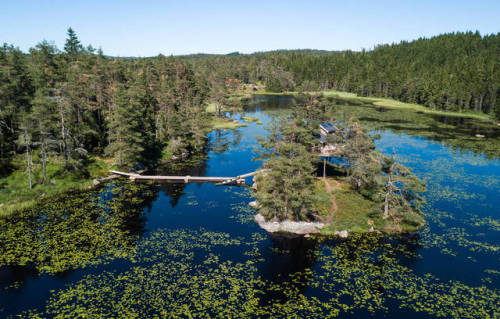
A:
186,31,500,116
0,28,213,180
0,29,498,201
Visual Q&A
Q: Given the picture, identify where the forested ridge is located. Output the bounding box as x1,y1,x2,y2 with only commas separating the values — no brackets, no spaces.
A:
186,31,500,116
1,28,211,180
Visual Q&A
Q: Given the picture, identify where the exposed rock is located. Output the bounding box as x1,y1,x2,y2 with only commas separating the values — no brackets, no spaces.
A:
252,181,258,190
248,201,260,208
334,230,348,238
93,174,120,187
369,226,375,232
254,214,324,236
475,134,485,138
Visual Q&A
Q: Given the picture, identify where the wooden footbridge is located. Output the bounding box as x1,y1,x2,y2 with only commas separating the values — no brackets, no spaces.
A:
109,170,267,186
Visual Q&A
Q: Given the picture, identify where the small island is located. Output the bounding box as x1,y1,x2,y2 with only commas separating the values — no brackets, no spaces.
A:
251,95,426,237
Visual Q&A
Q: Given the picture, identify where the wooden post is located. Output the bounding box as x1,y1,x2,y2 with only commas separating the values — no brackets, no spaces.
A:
323,158,326,178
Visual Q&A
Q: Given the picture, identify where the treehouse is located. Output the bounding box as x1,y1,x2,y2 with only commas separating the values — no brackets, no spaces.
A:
320,122,338,137
319,122,340,148
318,122,348,175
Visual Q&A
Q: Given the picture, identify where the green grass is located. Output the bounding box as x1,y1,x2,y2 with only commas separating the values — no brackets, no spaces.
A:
242,89,493,121
316,178,424,235
320,90,492,121
319,180,379,235
211,116,247,130
0,155,113,216
327,90,491,120
313,179,332,215
242,116,260,124
205,102,218,113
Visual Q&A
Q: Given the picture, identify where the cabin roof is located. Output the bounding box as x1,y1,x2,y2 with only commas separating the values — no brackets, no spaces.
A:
320,122,338,134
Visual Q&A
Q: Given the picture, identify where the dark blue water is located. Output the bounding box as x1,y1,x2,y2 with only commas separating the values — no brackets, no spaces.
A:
0,96,498,318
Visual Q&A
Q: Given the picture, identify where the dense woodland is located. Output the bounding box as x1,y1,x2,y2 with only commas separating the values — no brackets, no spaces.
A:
1,29,499,185
0,28,211,181
187,31,500,116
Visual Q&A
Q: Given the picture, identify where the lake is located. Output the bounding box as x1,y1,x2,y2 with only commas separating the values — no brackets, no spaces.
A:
0,95,498,318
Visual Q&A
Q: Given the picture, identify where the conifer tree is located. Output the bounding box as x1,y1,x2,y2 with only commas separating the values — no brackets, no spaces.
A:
255,119,318,222
106,85,145,167
381,157,426,224
31,88,58,183
64,27,83,57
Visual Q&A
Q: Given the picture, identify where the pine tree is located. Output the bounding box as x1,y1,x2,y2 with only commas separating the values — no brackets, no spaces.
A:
255,141,317,221
381,157,426,224
495,85,500,120
17,114,34,190
64,27,83,57
31,88,58,183
106,85,145,167
255,119,318,222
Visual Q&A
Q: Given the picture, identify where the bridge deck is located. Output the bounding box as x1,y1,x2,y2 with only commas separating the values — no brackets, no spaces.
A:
109,170,266,185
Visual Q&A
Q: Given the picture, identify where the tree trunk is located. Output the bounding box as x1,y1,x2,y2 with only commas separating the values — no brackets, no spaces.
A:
323,158,326,178
383,178,392,219
24,130,32,190
41,142,47,184
59,105,69,169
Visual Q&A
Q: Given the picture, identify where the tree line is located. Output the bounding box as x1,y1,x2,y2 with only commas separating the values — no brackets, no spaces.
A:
186,31,500,117
0,28,211,182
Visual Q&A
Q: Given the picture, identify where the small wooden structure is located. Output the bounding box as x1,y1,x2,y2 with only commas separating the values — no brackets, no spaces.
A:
319,122,341,177
319,122,338,138
109,170,267,187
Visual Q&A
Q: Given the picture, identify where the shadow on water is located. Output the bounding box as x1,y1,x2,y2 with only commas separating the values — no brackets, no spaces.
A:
259,235,320,304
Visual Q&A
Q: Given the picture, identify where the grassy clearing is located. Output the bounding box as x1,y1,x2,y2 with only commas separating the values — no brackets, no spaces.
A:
316,177,424,235
0,156,114,217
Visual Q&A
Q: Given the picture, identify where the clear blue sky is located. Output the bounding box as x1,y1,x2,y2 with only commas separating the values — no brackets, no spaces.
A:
2,0,499,56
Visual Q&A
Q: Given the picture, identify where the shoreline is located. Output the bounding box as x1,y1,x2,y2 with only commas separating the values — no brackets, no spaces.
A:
251,175,425,239
240,89,493,121
0,115,244,217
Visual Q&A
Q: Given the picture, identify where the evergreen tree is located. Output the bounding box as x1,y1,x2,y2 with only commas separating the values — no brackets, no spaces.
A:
64,27,83,57
31,88,58,183
106,85,145,167
17,114,34,190
255,119,318,221
495,85,500,120
255,140,317,221
381,157,426,225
